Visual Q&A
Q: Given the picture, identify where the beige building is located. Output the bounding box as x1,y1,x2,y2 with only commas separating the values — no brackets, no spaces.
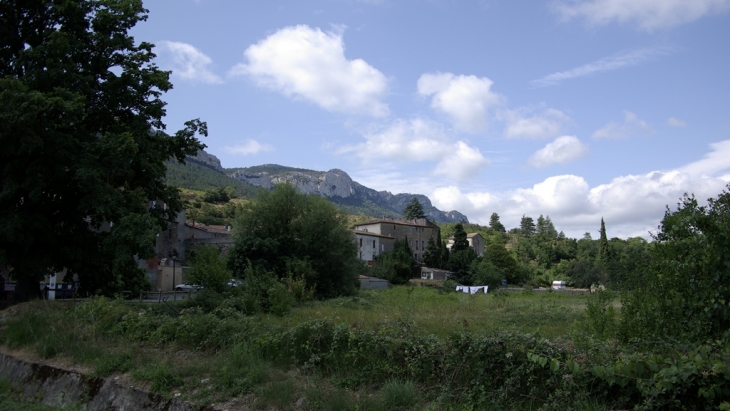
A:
353,230,396,262
353,218,440,263
446,232,485,257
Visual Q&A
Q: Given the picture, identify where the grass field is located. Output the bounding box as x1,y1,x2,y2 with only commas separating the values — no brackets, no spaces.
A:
270,286,589,339
0,287,608,410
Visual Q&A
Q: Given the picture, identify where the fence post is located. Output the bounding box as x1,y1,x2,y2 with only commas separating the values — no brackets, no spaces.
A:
173,289,177,301
158,290,162,303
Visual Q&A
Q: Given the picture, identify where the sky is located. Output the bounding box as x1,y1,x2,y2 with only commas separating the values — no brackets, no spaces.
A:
133,0,730,239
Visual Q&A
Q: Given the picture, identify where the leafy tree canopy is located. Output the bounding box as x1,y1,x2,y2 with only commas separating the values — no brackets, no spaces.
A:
619,185,730,342
371,237,416,285
0,0,205,297
228,183,360,299
404,197,426,220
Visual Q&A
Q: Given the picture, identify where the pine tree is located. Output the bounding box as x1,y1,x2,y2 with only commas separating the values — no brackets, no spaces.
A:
520,215,536,237
452,223,469,252
489,212,506,232
404,197,426,220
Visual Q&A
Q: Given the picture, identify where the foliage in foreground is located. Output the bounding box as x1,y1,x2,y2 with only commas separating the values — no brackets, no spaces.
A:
0,0,205,299
3,294,729,410
619,185,730,343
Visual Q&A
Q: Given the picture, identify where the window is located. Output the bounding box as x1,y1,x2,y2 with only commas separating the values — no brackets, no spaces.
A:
415,242,418,250
414,253,418,260
422,240,424,250
381,244,385,252
409,227,412,232
373,240,376,248
359,238,362,246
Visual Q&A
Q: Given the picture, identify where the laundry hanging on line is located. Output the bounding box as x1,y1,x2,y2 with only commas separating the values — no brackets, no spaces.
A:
455,285,489,294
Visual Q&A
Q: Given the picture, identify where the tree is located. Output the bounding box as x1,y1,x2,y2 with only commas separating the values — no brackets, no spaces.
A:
0,1,205,298
536,215,558,239
423,236,440,268
228,183,360,299
597,218,610,265
619,186,730,342
404,197,426,220
372,237,415,285
520,215,536,237
489,212,506,233
451,223,469,252
185,245,231,293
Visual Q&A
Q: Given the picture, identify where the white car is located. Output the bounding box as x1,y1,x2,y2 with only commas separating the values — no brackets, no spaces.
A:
227,279,242,288
175,284,202,291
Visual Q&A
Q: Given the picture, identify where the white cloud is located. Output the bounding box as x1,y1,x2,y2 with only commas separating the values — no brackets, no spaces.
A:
157,41,223,84
337,118,489,182
430,141,730,239
225,139,274,156
678,139,730,177
417,72,503,133
528,136,589,168
552,0,730,30
667,117,687,127
229,25,389,117
531,47,671,87
592,110,654,140
500,108,571,139
433,142,491,181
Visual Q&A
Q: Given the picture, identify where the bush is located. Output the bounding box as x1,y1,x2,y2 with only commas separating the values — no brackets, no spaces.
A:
184,245,231,293
228,183,360,298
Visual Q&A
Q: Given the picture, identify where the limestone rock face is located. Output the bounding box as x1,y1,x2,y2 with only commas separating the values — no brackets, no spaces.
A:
227,165,469,223
188,150,224,172
229,170,272,189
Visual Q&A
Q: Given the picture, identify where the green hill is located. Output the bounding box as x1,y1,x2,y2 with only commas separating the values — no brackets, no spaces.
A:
165,160,261,197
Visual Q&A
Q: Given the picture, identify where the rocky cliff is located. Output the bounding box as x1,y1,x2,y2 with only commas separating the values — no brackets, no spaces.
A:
229,165,469,224
187,150,224,172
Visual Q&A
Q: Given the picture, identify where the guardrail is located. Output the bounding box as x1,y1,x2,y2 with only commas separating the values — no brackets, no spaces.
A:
138,290,199,302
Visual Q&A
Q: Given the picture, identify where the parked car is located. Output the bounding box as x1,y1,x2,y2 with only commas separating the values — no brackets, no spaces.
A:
227,279,242,288
175,284,202,291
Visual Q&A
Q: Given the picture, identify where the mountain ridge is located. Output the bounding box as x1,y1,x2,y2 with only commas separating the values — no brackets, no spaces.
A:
175,151,469,224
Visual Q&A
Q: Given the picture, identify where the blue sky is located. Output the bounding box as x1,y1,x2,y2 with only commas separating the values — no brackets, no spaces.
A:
133,0,730,239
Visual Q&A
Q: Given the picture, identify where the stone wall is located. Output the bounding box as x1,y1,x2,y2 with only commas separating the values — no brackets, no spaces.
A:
0,352,217,410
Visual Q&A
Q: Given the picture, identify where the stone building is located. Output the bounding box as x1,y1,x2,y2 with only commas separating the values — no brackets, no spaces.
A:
353,218,440,263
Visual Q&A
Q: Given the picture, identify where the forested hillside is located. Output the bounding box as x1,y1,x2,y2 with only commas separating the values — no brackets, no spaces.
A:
165,160,262,198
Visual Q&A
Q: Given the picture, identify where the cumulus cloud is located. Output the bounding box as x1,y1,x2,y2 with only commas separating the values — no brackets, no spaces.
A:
157,41,223,84
225,139,274,156
430,140,730,239
229,25,389,117
337,118,489,182
592,110,654,140
667,117,687,127
552,0,730,30
678,139,730,177
531,47,672,87
417,72,503,133
528,136,589,168
500,108,571,139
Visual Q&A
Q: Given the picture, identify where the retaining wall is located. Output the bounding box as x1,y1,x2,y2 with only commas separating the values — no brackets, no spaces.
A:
0,352,217,411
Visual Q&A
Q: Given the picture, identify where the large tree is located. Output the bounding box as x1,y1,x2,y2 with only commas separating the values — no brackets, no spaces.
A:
228,183,360,298
0,0,205,297
404,197,426,220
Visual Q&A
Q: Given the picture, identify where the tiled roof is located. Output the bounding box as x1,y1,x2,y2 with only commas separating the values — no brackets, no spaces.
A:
185,221,232,234
351,230,396,239
354,218,437,228
466,233,482,238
